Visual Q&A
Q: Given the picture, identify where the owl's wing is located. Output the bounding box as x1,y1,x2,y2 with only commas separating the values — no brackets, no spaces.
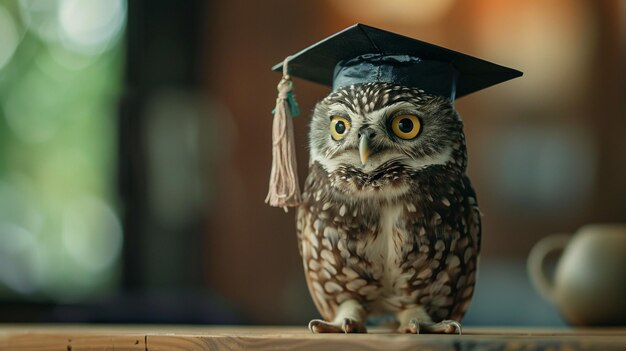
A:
462,175,482,255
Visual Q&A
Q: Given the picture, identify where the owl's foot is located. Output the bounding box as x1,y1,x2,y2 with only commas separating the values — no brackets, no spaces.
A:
309,299,368,334
308,318,367,333
398,319,462,335
396,307,462,335
398,319,420,334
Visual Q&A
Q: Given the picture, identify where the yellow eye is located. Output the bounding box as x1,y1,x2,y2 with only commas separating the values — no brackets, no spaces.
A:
330,115,351,141
391,114,421,140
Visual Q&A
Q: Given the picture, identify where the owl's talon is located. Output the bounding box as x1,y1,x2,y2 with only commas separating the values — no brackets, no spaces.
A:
308,318,366,333
421,320,462,335
342,317,367,333
309,319,341,333
398,319,420,334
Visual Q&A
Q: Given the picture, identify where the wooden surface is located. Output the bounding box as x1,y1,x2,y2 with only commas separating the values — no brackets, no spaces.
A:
0,325,625,351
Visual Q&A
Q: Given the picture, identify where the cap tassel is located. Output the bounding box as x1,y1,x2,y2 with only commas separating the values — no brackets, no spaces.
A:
265,57,302,212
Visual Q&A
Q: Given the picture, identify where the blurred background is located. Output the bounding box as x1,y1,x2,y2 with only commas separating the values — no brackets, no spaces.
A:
0,0,624,326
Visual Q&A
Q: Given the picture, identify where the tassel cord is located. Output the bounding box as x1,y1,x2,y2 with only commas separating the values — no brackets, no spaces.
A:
265,57,302,211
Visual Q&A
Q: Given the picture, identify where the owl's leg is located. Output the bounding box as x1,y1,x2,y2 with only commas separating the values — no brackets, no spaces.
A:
308,299,367,333
396,307,462,334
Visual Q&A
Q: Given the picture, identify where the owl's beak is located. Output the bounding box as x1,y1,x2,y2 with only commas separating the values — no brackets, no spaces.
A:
359,133,371,165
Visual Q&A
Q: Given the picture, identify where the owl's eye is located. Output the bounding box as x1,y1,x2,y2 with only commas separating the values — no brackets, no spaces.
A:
330,115,351,141
391,114,421,140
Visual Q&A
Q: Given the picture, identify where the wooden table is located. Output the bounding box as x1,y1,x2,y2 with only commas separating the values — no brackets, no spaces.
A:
0,325,625,350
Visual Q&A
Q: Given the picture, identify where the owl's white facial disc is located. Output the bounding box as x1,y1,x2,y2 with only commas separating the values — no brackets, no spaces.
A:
308,83,466,200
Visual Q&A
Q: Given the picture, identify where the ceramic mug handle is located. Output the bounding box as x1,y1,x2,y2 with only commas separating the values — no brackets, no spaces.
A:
527,233,572,303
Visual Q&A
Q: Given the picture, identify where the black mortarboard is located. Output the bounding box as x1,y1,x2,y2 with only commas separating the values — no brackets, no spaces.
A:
272,23,522,100
265,24,522,211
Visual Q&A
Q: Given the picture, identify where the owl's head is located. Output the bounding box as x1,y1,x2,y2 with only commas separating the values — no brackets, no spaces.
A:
308,82,467,200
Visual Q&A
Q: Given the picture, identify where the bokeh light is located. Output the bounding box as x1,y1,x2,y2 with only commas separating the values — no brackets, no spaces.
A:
18,0,126,55
0,6,20,71
0,178,44,295
4,66,64,143
18,0,60,43
62,196,122,273
58,0,126,55
473,0,596,105
330,0,457,26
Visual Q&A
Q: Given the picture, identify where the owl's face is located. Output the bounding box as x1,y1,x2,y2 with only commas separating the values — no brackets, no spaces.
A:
308,82,466,200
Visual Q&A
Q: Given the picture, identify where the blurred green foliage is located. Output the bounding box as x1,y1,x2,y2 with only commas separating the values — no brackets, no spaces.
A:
0,0,125,301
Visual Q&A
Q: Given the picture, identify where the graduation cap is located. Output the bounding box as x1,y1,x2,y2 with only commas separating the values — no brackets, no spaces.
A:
273,23,522,99
266,24,522,210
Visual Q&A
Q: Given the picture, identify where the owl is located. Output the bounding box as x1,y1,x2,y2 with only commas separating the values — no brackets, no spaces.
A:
295,82,482,334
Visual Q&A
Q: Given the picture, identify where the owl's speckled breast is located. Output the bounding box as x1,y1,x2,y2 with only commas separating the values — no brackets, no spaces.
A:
360,204,413,312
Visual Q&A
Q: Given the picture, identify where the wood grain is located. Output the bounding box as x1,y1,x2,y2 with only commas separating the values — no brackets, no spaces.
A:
0,325,625,351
